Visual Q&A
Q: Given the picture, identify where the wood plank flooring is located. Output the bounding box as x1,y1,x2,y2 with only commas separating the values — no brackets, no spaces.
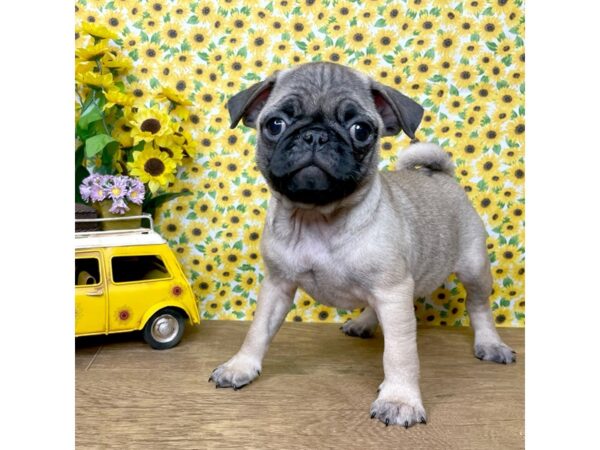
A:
76,321,524,449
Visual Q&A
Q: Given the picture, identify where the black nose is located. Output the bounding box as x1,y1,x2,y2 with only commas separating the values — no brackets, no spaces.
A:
302,129,329,146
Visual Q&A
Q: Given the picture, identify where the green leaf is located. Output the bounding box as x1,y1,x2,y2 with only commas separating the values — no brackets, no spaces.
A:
486,41,498,52
187,15,199,24
84,134,116,158
374,18,386,27
150,32,160,44
500,298,511,307
449,85,459,96
186,211,198,220
502,277,514,288
383,54,395,65
423,48,435,59
77,102,104,131
296,40,307,51
237,46,248,57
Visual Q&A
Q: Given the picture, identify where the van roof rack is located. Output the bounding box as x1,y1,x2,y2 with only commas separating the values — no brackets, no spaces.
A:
75,214,166,249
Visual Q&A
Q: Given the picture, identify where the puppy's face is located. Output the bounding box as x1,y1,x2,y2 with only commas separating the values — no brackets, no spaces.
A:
227,62,424,206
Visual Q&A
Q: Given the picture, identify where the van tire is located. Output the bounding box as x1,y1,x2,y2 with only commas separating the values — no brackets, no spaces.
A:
143,308,185,350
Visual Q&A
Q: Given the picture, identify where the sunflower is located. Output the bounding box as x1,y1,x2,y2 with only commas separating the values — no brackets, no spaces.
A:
76,70,114,90
460,40,482,60
207,49,225,67
129,106,172,144
373,29,396,52
204,297,224,316
412,34,434,53
430,84,449,107
79,22,118,41
488,171,505,191
422,308,440,326
446,301,466,322
346,25,370,52
493,307,512,327
112,117,134,148
159,217,182,241
162,22,183,47
479,16,503,41
508,69,524,87
140,42,163,62
411,55,434,83
128,143,177,193
103,88,135,111
154,134,184,164
230,297,248,314
497,87,520,112
323,47,348,65
312,305,334,322
196,86,219,110
463,0,485,15
506,163,525,185
289,16,310,41
507,117,526,144
447,94,467,115
472,191,495,212
508,203,525,223
453,63,476,90
435,30,459,57
472,82,497,104
417,13,439,34
76,41,112,61
434,118,455,140
102,53,133,73
476,154,501,176
482,61,506,82
486,208,504,229
480,123,503,148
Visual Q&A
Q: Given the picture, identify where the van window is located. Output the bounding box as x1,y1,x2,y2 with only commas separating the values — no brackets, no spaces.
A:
76,258,101,285
111,255,170,283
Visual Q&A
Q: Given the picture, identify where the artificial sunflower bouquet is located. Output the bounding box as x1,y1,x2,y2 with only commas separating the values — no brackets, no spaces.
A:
75,22,195,215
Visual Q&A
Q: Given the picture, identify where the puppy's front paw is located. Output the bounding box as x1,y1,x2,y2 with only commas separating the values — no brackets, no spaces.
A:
340,319,375,339
370,384,426,428
474,341,516,364
209,354,261,390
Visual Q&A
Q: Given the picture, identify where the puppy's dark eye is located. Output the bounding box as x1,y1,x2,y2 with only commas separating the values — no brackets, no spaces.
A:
265,118,286,138
350,122,371,143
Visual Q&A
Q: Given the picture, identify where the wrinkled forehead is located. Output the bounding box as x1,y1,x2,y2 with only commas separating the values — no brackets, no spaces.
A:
265,63,376,118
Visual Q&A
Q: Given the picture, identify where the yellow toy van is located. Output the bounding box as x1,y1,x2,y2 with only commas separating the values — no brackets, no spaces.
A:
75,213,200,349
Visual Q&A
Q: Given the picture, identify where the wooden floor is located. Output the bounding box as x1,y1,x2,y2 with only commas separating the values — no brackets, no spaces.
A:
76,321,524,449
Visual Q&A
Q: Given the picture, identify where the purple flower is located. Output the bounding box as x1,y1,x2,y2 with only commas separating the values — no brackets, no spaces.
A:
127,178,145,205
107,176,128,200
108,197,129,214
79,173,146,212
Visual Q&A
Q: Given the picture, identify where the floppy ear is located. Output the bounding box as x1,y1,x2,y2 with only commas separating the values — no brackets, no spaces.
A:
226,76,276,129
371,81,424,139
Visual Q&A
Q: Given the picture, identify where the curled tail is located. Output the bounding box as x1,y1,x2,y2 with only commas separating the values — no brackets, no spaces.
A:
397,142,455,176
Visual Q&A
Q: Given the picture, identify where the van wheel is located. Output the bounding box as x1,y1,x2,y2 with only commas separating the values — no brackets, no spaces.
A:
143,308,185,350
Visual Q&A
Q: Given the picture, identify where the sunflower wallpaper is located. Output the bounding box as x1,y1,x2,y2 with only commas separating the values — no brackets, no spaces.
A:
75,0,525,327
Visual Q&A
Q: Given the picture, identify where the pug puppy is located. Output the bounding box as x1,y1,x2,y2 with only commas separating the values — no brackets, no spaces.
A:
209,62,515,427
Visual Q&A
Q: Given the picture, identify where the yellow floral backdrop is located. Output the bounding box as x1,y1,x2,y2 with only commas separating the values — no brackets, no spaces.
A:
75,0,525,327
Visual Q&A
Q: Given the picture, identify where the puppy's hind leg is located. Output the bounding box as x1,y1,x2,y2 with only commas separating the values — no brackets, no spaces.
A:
341,306,378,338
456,238,516,364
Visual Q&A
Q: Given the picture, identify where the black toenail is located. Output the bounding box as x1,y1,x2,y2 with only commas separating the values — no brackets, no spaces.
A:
385,419,389,426
420,417,427,424
371,412,376,419
404,421,409,429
